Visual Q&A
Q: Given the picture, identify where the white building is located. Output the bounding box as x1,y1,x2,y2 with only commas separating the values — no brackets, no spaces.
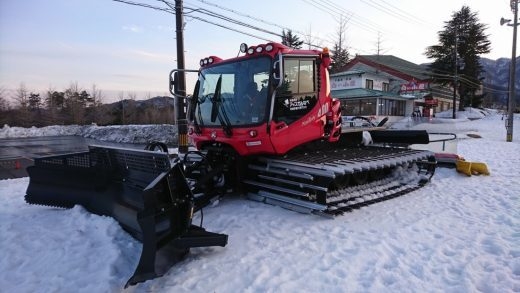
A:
331,55,456,122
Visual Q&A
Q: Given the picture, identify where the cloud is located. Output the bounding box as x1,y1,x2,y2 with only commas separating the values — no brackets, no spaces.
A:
155,25,173,32
130,50,175,62
122,25,144,33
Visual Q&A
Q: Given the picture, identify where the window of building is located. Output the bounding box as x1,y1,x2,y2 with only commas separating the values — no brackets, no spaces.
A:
365,79,374,89
341,98,377,116
382,82,389,92
378,98,405,116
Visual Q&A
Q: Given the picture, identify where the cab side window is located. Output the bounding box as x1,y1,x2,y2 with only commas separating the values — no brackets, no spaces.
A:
274,58,317,124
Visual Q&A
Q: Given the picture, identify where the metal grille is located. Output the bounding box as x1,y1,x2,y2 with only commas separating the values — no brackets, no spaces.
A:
89,146,171,175
36,152,91,169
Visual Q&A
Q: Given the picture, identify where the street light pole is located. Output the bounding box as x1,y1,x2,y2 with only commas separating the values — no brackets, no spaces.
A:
502,0,518,142
507,0,518,142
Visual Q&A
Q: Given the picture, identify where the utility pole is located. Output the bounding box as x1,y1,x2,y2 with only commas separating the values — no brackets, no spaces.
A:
175,0,189,152
501,0,518,142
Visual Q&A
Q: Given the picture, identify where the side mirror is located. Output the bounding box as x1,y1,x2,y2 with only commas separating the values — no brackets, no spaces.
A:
273,60,280,80
272,54,283,87
169,70,177,96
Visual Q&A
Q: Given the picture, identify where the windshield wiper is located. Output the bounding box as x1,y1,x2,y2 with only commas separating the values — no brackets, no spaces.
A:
189,80,203,133
210,75,232,137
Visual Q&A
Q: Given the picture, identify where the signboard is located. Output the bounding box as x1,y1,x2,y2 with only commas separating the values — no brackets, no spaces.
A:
331,76,361,90
400,79,428,92
424,98,438,106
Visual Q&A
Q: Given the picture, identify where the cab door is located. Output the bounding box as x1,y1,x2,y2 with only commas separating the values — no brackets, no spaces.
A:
269,57,324,154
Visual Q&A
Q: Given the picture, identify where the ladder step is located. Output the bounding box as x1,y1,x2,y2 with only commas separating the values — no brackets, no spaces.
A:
247,190,327,212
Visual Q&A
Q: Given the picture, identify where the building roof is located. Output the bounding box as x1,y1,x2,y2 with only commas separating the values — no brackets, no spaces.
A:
339,55,431,81
331,88,412,100
330,70,365,77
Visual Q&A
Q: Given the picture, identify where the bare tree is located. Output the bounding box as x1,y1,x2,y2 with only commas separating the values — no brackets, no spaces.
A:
304,24,322,50
44,85,58,124
0,86,9,111
13,83,30,126
126,92,138,124
64,81,86,124
87,84,104,124
330,15,351,73
89,84,104,107
374,32,388,55
118,91,126,125
14,82,29,108
0,86,13,126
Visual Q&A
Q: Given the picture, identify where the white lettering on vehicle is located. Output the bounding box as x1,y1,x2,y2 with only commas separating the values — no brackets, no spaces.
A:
317,102,329,117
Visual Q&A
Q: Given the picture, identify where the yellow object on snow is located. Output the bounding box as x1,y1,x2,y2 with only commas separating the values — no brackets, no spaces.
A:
469,162,490,175
456,160,472,176
455,159,490,176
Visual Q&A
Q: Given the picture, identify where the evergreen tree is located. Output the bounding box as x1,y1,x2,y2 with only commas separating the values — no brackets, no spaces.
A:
47,91,65,109
28,92,42,110
330,15,350,73
331,43,349,73
425,6,491,109
281,29,303,49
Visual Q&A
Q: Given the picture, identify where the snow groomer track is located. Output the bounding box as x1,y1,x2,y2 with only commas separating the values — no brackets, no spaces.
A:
245,146,436,216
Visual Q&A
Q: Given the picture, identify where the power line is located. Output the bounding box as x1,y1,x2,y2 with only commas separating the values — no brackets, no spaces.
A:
187,0,328,47
113,0,498,94
360,0,428,27
373,0,432,26
113,0,284,44
303,0,385,34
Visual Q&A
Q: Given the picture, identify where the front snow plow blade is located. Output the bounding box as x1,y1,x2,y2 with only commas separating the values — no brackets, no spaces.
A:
25,145,228,287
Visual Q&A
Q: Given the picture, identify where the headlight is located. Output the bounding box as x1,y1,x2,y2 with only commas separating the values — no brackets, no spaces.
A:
240,43,248,53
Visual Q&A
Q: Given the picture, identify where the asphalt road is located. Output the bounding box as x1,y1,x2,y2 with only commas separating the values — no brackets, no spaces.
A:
0,136,144,179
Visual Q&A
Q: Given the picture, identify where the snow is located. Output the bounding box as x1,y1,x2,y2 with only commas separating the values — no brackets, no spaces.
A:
0,124,178,145
1,110,520,292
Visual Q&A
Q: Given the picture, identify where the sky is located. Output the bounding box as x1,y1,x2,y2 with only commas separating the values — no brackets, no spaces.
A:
0,0,517,102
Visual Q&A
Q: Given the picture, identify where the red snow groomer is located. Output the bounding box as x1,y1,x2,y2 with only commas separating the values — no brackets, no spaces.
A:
25,42,436,286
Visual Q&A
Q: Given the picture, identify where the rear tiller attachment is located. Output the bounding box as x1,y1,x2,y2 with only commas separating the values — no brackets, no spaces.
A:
25,145,228,287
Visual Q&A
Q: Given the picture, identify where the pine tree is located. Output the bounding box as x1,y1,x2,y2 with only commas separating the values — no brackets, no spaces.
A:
28,92,42,110
331,44,349,73
330,15,350,73
425,6,491,109
281,29,303,49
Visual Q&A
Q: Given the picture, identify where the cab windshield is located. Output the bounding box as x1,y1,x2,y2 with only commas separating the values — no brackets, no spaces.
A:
193,57,271,126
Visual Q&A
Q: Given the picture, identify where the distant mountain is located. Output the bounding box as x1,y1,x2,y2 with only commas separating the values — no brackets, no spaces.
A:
480,57,520,106
104,96,175,109
98,96,176,125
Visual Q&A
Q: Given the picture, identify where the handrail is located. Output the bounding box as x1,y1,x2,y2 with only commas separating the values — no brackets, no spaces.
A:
428,132,457,151
428,132,457,143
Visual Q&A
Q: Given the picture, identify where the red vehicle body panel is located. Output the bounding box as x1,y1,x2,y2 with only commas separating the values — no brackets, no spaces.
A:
189,43,341,156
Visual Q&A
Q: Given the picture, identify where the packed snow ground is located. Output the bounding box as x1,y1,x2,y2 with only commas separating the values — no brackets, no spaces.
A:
1,111,519,292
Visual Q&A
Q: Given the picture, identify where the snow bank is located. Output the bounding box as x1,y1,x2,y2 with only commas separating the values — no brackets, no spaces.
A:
0,124,178,144
434,107,495,120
